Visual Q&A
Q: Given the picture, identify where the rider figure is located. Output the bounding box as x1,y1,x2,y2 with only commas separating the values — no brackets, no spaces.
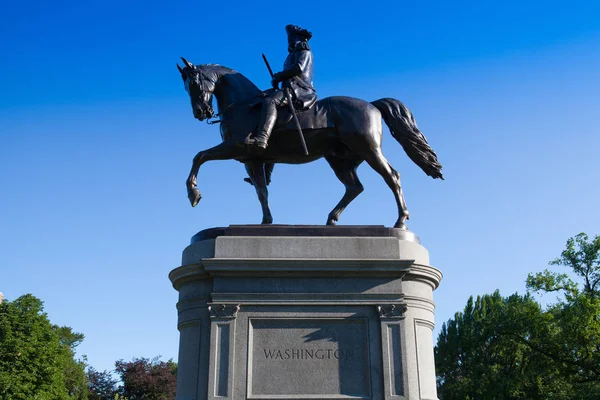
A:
246,24,317,150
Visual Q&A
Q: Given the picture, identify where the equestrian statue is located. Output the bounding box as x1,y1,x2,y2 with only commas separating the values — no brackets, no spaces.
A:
177,25,443,229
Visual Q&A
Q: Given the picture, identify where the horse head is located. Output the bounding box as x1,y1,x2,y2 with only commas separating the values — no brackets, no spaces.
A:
178,57,217,121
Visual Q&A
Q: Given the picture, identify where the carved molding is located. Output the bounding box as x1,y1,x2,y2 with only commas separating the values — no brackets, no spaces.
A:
377,304,408,319
208,304,241,319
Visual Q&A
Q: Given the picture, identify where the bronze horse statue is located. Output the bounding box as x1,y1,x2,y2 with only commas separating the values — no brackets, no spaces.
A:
178,58,443,229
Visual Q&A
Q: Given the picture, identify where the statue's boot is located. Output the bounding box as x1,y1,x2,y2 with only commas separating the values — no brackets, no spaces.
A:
246,101,278,150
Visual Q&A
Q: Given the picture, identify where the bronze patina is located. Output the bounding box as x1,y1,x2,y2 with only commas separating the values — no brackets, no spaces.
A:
178,25,443,229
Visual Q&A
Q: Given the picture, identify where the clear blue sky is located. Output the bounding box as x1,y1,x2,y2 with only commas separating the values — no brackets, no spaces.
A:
2,0,599,374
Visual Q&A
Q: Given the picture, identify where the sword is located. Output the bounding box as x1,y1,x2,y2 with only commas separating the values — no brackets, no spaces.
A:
262,53,309,155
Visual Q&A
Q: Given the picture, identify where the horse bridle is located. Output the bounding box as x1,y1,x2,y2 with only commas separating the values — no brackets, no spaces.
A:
190,66,262,126
187,67,218,123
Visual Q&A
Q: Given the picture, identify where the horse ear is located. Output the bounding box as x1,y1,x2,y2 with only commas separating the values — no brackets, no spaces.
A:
181,57,194,69
177,64,186,80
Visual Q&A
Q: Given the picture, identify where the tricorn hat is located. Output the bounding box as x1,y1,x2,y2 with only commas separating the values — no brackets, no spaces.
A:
285,24,312,40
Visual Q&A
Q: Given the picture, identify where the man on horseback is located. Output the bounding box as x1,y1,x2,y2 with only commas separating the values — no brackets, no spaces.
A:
246,24,317,150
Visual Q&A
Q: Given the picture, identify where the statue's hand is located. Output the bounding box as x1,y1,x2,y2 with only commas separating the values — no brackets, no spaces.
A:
271,78,279,89
271,72,284,89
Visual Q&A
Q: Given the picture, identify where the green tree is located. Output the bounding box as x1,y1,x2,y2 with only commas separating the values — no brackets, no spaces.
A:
0,294,88,400
526,232,600,394
436,233,600,399
57,327,89,400
435,291,570,399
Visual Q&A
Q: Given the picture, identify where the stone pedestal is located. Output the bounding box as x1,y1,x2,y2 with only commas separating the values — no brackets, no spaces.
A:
169,225,442,400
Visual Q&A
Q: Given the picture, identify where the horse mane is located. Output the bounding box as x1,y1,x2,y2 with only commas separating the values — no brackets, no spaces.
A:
198,64,262,96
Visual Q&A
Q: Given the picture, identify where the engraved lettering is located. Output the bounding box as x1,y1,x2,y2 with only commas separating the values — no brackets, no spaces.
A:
264,349,276,359
262,348,355,362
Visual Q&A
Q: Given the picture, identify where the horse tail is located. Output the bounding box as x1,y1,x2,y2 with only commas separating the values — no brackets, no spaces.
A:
371,98,444,180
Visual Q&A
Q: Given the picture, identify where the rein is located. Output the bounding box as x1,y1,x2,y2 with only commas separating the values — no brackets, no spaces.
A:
206,95,264,125
206,101,234,125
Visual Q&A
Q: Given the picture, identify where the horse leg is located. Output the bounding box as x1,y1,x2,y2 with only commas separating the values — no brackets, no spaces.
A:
388,162,410,222
245,161,273,224
265,162,275,185
186,142,241,207
362,149,410,229
325,155,364,225
244,162,275,186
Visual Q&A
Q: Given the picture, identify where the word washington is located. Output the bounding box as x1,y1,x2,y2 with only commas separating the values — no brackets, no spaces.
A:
262,348,354,361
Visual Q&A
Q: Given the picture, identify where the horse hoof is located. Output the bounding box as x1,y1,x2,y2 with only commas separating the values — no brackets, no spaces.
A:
188,188,202,207
326,214,339,226
394,221,408,230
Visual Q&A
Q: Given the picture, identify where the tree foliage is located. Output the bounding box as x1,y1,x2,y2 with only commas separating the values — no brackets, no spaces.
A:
114,356,177,400
59,327,89,400
436,233,600,399
435,291,571,399
0,293,177,400
0,294,88,400
526,232,600,390
87,367,119,400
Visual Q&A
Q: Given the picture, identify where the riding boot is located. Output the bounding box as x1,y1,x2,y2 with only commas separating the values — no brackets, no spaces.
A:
247,102,278,150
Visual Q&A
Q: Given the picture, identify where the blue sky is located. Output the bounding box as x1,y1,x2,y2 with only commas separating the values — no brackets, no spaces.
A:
2,0,600,374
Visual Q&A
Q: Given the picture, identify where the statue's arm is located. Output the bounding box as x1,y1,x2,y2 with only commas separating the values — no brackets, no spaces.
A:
274,50,310,82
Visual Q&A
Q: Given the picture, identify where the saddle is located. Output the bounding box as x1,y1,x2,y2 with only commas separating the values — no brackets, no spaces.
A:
250,90,332,131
